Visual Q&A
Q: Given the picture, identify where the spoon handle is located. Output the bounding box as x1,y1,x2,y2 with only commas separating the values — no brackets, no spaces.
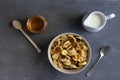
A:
20,29,41,53
86,56,102,77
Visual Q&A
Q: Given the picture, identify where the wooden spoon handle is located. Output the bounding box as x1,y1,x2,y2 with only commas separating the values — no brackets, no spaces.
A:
20,29,41,53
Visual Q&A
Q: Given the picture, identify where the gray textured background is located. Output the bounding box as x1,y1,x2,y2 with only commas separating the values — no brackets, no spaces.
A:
0,0,120,80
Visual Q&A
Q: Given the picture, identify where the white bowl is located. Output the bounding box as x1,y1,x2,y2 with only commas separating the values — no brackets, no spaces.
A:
48,33,91,74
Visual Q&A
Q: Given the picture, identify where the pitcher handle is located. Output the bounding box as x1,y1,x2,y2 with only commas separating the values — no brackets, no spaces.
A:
106,13,116,20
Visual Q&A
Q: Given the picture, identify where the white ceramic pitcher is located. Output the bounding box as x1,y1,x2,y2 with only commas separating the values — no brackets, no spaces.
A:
82,11,115,32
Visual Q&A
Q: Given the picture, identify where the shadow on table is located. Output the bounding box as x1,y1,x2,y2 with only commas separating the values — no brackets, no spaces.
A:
62,13,87,33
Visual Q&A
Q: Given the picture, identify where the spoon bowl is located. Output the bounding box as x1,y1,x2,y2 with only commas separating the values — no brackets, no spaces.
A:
100,46,110,57
12,20,22,30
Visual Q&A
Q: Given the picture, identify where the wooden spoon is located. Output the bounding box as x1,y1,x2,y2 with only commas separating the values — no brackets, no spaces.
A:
12,20,41,53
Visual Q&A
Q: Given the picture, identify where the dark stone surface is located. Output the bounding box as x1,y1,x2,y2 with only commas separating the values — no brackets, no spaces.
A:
0,0,120,80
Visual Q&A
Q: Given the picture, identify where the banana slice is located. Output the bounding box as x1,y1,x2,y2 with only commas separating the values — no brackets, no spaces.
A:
78,62,87,66
52,54,59,60
62,50,68,56
63,59,71,65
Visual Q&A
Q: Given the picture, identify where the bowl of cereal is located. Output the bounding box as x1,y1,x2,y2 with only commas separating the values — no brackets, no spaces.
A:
48,33,91,74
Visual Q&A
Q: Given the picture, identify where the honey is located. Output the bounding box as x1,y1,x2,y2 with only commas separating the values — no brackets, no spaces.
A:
27,16,48,33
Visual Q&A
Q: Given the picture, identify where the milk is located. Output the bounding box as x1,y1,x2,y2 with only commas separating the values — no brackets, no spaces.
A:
84,13,103,28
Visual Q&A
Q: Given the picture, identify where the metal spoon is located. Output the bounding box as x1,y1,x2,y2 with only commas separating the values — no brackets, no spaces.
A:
86,46,110,77
12,20,41,53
